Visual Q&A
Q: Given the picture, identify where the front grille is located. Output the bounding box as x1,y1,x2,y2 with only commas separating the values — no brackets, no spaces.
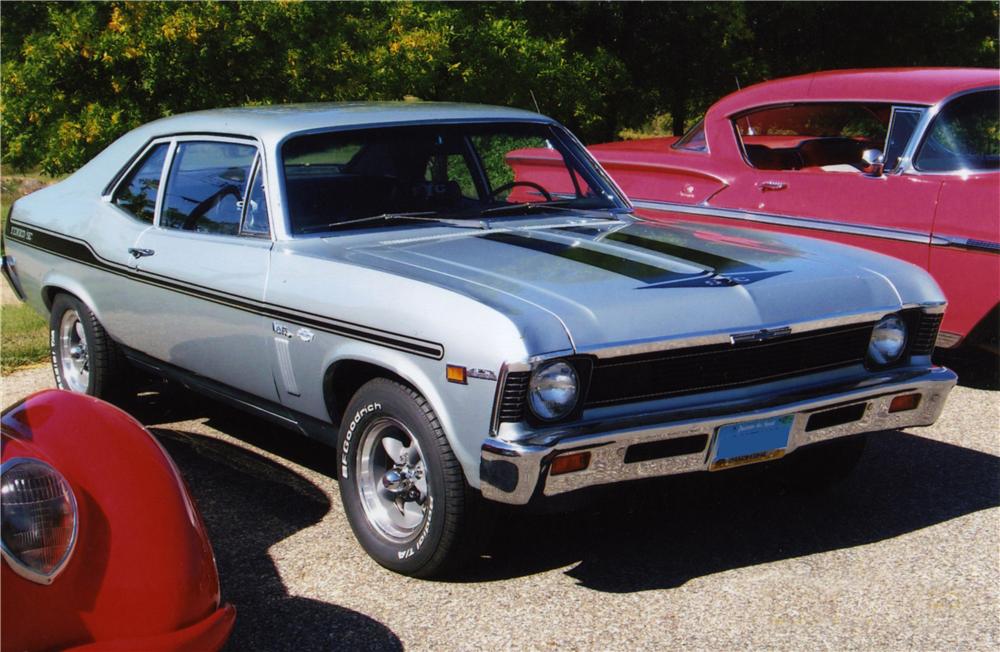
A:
585,322,874,408
909,312,943,355
494,312,941,424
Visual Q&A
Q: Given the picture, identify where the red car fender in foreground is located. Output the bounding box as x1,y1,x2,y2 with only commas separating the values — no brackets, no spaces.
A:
1,390,234,651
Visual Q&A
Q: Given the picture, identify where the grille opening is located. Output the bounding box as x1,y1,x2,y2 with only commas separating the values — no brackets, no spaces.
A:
623,434,709,464
805,402,867,432
586,322,874,408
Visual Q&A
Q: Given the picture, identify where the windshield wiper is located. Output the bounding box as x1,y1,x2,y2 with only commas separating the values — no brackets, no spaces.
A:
478,201,580,218
299,211,484,234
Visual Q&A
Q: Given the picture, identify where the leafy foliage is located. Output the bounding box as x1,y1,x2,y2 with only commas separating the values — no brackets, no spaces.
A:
1,1,996,174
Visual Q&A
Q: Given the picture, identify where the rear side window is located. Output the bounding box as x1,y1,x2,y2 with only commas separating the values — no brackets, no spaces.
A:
915,90,1000,172
113,143,169,223
161,141,257,235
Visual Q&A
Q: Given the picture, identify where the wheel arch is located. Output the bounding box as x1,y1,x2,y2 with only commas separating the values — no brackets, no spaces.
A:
323,358,413,427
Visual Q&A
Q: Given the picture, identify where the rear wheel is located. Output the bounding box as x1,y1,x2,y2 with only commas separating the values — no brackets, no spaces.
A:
49,294,124,400
337,378,482,577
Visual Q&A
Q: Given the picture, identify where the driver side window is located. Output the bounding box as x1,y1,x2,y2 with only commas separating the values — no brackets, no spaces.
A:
160,141,257,235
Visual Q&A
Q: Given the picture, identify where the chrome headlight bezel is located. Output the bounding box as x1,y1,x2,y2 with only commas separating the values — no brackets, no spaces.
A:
527,360,581,422
867,313,909,367
1,457,79,585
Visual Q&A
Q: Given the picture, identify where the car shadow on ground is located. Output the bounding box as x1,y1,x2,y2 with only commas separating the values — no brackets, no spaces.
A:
128,391,401,652
463,430,999,590
128,384,998,602
934,349,999,390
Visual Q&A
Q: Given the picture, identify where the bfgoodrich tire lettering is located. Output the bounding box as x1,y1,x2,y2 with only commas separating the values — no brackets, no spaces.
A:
337,378,479,577
48,293,124,400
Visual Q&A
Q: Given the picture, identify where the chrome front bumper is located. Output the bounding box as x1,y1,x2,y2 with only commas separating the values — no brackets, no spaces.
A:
480,366,957,505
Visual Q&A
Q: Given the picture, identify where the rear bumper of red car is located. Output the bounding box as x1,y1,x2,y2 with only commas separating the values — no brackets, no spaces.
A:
68,604,236,652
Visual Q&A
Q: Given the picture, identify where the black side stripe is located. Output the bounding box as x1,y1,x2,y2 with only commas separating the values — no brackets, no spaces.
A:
6,220,444,359
481,232,703,284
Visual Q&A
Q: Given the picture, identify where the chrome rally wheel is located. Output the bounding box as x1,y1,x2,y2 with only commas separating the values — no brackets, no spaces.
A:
356,417,430,543
337,378,484,577
58,308,90,393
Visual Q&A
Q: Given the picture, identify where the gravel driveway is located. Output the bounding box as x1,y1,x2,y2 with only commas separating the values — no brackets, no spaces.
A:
3,364,998,650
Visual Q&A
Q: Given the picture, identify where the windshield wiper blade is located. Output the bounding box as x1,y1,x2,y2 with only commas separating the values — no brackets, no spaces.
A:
478,202,579,217
300,211,484,234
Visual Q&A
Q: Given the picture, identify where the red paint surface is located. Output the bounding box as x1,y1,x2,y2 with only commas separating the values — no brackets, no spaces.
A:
584,68,1000,344
1,390,234,651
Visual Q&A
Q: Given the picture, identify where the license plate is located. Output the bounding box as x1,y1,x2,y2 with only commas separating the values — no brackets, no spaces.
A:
710,414,794,471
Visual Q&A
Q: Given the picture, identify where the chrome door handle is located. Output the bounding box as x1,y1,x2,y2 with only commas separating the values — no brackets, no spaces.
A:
758,181,787,191
127,248,155,258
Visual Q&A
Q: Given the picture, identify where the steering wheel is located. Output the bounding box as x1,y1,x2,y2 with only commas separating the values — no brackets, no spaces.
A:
488,181,553,202
183,185,243,230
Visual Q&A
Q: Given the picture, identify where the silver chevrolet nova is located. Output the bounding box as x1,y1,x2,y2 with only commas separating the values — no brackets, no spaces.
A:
2,103,957,576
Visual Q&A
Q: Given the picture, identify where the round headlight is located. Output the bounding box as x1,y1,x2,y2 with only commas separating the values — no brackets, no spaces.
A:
528,361,579,421
868,314,908,366
1,458,78,584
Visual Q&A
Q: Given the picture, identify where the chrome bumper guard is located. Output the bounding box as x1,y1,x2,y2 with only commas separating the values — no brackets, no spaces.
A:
480,366,957,505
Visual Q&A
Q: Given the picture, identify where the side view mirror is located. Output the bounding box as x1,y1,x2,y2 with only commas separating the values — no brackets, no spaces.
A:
861,149,885,177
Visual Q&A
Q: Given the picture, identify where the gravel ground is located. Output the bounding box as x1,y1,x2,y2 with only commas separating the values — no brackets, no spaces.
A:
3,364,998,651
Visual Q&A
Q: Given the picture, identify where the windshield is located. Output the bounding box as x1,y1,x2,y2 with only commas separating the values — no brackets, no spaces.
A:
281,122,625,234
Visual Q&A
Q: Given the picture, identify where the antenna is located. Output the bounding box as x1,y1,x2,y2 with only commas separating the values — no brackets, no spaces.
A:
529,90,541,114
734,75,742,90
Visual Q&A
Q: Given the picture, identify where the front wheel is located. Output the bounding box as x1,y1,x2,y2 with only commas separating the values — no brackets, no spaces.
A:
337,378,481,577
48,293,124,400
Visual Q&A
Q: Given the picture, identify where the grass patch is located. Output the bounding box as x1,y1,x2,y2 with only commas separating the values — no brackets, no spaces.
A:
1,302,49,374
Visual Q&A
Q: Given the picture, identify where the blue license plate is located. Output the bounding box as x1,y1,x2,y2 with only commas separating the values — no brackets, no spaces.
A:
710,414,794,471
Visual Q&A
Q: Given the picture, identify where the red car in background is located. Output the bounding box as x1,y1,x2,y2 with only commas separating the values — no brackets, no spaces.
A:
1,390,234,651
586,68,999,356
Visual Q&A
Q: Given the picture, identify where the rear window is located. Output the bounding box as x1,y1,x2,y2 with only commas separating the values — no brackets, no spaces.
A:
112,143,169,223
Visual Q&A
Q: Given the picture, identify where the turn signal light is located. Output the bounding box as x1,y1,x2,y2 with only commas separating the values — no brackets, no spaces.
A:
889,393,921,413
550,451,590,476
446,365,467,384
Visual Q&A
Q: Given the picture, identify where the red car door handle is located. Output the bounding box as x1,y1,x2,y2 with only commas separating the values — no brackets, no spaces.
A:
758,181,787,191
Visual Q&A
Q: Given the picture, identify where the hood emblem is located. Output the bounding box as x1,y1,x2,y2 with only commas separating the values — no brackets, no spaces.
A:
730,326,792,345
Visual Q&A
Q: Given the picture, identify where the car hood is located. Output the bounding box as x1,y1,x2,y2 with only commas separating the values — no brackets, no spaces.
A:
341,217,909,353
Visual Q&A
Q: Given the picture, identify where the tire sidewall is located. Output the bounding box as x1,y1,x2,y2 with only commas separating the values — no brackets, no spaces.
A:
337,381,451,575
49,295,94,395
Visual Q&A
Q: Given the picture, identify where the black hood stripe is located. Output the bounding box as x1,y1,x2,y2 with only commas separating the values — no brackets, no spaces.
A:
604,231,765,274
481,232,704,284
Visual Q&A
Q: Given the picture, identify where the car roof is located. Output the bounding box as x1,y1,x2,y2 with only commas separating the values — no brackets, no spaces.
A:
137,101,554,141
712,68,999,116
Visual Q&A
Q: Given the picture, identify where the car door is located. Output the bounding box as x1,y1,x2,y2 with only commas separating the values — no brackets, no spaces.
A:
86,141,169,344
915,89,1000,345
127,137,279,401
712,103,940,270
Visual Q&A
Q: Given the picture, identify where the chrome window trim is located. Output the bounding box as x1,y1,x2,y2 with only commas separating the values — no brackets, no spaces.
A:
153,135,269,239
671,118,710,153
238,154,274,240
896,85,1000,176
729,101,928,172
0,457,79,586
882,106,926,172
101,138,174,225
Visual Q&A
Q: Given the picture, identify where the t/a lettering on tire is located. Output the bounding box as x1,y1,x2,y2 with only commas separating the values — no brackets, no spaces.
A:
337,378,479,577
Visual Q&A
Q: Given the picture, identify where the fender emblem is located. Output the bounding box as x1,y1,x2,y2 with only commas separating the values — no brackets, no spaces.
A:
730,326,792,345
